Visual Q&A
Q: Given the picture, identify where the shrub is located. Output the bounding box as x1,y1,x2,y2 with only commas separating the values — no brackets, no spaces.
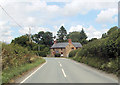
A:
73,27,120,74
2,43,36,70
55,53,61,57
69,49,79,57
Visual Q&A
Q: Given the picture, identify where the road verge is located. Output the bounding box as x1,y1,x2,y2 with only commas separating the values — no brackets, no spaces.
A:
2,57,45,84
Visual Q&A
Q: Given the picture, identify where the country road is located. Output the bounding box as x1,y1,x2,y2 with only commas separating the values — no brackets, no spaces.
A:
18,58,118,83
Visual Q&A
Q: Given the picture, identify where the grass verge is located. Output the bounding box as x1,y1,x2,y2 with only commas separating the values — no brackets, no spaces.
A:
2,57,45,84
72,56,119,75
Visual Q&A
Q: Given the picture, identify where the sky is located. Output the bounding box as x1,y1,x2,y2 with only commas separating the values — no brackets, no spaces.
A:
0,0,119,43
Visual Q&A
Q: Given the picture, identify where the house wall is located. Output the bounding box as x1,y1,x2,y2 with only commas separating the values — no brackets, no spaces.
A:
51,43,77,57
65,43,76,57
51,48,66,57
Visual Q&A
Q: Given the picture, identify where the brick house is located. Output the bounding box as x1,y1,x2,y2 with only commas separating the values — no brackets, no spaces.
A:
50,39,82,57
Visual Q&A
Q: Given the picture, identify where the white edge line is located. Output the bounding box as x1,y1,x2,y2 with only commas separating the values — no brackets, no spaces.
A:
61,68,67,78
20,61,47,84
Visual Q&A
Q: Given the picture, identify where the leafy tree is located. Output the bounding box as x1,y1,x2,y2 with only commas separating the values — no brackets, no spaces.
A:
102,33,107,38
107,26,118,35
89,38,98,42
79,28,87,40
57,26,67,42
32,31,54,46
42,32,53,46
67,31,80,42
11,35,29,47
67,28,88,45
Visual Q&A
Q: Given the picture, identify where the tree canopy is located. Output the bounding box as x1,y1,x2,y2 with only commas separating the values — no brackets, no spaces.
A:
67,28,88,45
57,26,67,42
32,31,53,46
11,34,29,47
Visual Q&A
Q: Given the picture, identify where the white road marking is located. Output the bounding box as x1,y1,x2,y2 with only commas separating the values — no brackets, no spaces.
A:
20,61,47,84
74,62,79,65
60,63,62,67
61,68,67,78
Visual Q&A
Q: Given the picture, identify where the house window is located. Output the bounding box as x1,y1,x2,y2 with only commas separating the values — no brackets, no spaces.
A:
53,48,55,51
56,51,59,53
61,48,62,50
71,47,74,50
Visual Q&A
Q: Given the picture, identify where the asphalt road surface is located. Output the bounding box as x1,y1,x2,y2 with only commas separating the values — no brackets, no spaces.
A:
20,58,118,83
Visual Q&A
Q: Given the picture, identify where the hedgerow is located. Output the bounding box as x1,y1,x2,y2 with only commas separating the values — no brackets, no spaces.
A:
73,27,120,75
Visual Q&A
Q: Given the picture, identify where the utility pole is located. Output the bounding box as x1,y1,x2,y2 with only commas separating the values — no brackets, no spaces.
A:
29,27,32,43
38,45,40,56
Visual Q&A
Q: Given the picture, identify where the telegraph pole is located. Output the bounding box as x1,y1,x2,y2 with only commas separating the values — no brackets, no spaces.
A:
29,27,32,43
38,45,40,56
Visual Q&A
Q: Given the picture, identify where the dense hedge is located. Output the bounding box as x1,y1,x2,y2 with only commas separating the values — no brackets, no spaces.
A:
55,53,61,57
2,43,39,70
69,49,79,57
73,27,120,75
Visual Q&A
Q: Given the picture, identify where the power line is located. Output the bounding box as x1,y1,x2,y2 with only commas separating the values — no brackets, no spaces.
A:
0,4,23,29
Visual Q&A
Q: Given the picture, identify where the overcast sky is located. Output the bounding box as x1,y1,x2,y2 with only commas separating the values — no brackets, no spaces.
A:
0,0,118,43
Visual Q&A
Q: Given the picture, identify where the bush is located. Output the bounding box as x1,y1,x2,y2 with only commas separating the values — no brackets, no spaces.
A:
2,57,45,84
69,49,79,57
73,27,120,74
55,53,61,57
2,43,36,70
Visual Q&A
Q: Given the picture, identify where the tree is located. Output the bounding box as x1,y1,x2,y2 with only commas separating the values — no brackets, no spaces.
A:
57,26,67,42
102,33,107,38
107,26,118,35
11,35,29,47
79,28,87,40
11,34,38,51
67,31,80,42
66,28,88,45
42,32,54,46
32,31,54,46
89,38,98,42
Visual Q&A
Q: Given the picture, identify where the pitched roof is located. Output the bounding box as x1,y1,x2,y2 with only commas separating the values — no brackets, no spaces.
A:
51,42,68,48
72,42,82,48
51,42,82,48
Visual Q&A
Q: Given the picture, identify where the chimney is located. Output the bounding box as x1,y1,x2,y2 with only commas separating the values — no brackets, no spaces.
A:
54,40,57,44
68,39,72,44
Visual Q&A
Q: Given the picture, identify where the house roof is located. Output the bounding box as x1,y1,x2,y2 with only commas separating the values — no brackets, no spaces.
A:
51,42,82,49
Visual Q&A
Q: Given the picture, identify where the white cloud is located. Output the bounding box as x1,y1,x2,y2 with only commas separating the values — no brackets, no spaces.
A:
96,8,118,24
0,0,118,27
69,25,109,39
0,21,13,43
0,0,117,43
62,0,118,16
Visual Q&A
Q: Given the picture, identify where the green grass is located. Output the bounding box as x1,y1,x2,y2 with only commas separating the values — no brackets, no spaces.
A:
72,56,119,75
2,57,45,84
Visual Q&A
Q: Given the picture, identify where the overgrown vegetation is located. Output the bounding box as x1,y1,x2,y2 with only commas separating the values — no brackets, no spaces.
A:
67,28,88,45
2,43,45,84
69,26,120,75
69,49,79,57
11,34,50,57
2,57,45,84
55,53,61,57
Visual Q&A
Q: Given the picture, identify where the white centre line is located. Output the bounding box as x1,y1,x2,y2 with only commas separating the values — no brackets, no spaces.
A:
61,68,67,78
20,61,47,84
60,63,62,67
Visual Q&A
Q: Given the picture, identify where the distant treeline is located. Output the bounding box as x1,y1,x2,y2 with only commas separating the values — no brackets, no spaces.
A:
11,32,51,57
69,26,120,75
